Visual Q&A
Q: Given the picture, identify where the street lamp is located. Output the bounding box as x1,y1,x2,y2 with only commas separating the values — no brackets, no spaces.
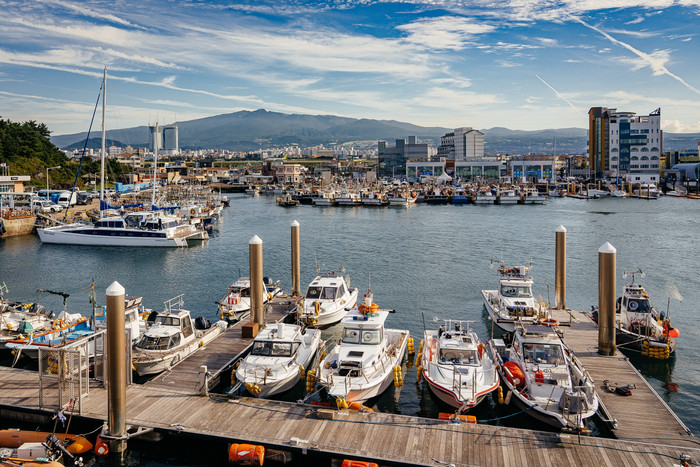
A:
46,166,61,195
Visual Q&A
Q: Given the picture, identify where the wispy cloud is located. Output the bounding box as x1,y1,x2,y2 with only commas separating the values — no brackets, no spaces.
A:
397,16,495,50
575,17,700,95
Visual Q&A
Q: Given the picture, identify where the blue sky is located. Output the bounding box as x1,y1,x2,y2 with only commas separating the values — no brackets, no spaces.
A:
1,0,699,136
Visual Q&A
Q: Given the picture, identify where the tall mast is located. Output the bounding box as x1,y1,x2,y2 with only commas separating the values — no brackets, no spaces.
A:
100,67,106,217
152,122,159,207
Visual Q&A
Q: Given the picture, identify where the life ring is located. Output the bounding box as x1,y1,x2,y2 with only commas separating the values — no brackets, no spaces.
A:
538,318,559,327
52,318,64,329
190,208,196,216
478,343,484,359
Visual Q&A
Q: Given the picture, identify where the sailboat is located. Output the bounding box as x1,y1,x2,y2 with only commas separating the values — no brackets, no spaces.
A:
37,69,206,247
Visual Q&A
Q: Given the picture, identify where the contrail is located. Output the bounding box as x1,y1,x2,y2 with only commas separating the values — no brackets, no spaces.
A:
535,74,580,112
574,17,700,95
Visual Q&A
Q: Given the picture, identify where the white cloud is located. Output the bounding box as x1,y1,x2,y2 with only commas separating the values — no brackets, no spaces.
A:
662,119,700,132
397,16,495,50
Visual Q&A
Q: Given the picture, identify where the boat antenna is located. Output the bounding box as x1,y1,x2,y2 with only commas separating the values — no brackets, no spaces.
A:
0,282,7,300
421,311,427,333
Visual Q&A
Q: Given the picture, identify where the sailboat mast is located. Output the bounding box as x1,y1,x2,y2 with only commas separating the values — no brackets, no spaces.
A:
152,122,159,208
100,67,106,216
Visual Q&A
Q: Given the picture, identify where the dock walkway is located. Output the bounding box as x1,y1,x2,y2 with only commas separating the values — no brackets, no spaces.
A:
144,296,297,393
551,308,694,447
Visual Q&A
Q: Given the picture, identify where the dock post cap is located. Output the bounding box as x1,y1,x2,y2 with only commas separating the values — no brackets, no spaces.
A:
106,281,125,296
555,225,567,233
249,235,263,245
291,220,299,227
599,242,616,254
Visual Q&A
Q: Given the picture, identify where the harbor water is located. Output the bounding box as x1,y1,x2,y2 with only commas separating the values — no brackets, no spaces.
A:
1,195,698,463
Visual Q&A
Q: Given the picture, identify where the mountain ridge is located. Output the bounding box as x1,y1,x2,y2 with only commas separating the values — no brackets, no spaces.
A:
50,109,699,154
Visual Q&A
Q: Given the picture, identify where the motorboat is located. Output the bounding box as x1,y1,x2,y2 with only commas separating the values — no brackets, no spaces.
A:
388,191,416,206
38,211,207,247
313,190,336,206
361,191,389,206
489,325,599,431
335,191,362,206
218,276,282,324
451,188,470,205
519,187,547,204
0,285,55,344
5,296,147,359
473,187,496,205
420,320,499,411
132,295,227,376
318,292,409,403
497,188,519,205
299,271,358,327
610,189,628,198
276,194,299,207
236,322,321,397
481,262,544,332
590,270,679,358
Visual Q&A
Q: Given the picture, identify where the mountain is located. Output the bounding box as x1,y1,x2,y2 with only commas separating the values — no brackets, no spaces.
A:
50,109,700,154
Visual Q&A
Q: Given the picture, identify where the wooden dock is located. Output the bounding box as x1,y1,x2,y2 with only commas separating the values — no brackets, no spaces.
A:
144,295,298,393
0,303,697,466
551,308,695,447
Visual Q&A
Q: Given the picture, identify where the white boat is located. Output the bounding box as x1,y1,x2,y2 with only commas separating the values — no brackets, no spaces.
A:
388,192,416,206
236,322,321,397
610,189,628,198
299,272,358,327
497,188,519,205
519,187,547,204
489,325,599,431
313,191,336,206
481,263,544,332
590,270,678,356
421,320,499,411
218,276,282,324
0,288,54,344
361,192,388,206
38,211,207,247
473,187,496,205
132,295,227,376
335,192,362,206
318,293,409,403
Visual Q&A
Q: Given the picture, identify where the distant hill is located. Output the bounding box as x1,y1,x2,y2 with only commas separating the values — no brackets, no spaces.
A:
50,109,700,154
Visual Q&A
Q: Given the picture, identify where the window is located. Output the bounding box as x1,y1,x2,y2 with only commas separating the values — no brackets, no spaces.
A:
500,285,532,298
439,348,478,364
321,287,337,300
155,316,180,327
522,343,564,364
306,286,322,299
342,327,382,345
182,315,193,338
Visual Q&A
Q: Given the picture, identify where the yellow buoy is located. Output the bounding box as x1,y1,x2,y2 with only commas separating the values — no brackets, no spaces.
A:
497,386,504,404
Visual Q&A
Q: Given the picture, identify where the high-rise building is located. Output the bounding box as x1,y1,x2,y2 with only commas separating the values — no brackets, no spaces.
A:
588,107,661,178
439,127,484,161
377,137,429,178
149,123,179,155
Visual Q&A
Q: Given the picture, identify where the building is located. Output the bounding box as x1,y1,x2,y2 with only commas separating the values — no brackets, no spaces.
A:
588,107,661,178
454,161,503,182
275,164,304,184
510,156,558,183
149,123,179,155
377,136,429,178
438,127,485,161
0,167,30,193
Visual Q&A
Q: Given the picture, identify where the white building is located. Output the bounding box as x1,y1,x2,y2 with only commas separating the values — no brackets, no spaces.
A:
442,127,485,161
606,108,661,176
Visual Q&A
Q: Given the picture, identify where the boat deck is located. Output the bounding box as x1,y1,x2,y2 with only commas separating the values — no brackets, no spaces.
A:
143,295,297,393
550,308,694,447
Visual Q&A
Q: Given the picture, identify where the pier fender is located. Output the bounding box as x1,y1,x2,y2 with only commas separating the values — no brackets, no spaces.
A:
342,461,379,467
497,386,504,405
228,443,265,466
95,435,109,456
504,390,513,405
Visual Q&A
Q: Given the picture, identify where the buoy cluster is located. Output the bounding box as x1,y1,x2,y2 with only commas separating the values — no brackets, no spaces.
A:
416,365,423,382
642,341,671,359
245,382,261,395
393,365,403,387
415,340,424,366
407,337,415,354
306,369,317,392
336,397,349,409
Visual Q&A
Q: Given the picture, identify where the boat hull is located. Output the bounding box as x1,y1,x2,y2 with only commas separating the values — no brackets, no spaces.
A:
481,290,539,332
37,226,189,247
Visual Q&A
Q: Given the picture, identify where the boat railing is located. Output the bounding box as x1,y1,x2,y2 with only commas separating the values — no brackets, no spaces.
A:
163,294,185,313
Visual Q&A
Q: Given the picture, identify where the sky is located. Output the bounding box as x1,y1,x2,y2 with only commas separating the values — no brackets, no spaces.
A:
1,0,700,136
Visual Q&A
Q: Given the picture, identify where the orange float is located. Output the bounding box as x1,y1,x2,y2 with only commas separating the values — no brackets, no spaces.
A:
228,443,264,466
0,430,93,455
503,361,524,388
341,461,379,467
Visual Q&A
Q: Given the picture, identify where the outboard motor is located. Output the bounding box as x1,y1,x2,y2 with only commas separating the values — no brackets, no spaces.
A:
147,311,159,324
195,316,211,330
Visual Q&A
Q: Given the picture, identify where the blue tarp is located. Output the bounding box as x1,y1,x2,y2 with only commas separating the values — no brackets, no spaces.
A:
151,205,179,213
100,201,144,210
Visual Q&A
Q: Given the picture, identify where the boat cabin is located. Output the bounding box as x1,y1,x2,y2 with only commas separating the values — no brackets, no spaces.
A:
305,275,347,301
135,310,194,351
620,285,651,314
499,282,533,298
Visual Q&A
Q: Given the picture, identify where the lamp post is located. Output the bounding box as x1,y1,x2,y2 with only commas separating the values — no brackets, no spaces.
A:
46,166,61,194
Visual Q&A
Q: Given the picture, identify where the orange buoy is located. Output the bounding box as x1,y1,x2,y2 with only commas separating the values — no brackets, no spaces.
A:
0,430,93,455
228,443,264,466
341,460,379,467
347,401,373,412
94,435,109,456
503,361,525,388
669,328,680,338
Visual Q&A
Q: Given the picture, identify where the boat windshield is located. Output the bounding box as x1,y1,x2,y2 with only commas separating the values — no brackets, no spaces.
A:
626,298,650,313
231,287,250,297
154,316,181,327
251,341,292,357
500,285,532,298
439,349,478,365
522,343,564,364
342,328,382,345
135,333,181,350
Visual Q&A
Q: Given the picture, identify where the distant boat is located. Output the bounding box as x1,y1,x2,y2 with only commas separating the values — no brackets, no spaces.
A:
482,262,545,332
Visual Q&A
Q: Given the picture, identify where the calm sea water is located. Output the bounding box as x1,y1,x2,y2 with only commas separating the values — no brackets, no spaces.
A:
1,194,698,463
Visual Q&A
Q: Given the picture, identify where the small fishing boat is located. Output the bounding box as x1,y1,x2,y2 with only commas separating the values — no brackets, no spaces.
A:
276,195,299,207
388,191,416,206
590,269,679,358
489,325,599,431
318,292,409,403
473,187,496,205
218,277,282,324
236,322,321,397
360,191,389,206
496,188,519,205
335,191,362,206
313,190,336,206
132,295,227,376
519,187,547,204
420,320,499,411
481,262,545,332
0,285,55,344
299,271,358,327
451,188,470,205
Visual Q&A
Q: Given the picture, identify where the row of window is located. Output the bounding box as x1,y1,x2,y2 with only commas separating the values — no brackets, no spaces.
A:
610,156,659,161
611,148,659,153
